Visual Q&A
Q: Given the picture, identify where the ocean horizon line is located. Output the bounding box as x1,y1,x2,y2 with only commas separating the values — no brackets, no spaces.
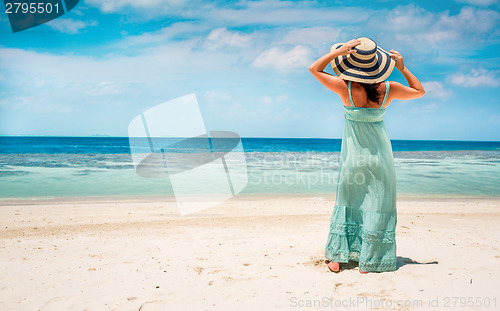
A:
0,135,499,143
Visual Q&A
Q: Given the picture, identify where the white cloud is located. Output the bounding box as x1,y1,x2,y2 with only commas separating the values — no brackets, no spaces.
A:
252,45,311,70
1,95,76,113
119,22,207,48
259,94,289,106
279,27,341,47
45,18,97,34
0,41,237,116
276,94,289,102
382,5,434,32
369,4,499,49
439,6,499,35
204,28,252,50
85,0,185,13
204,91,231,105
85,0,372,26
0,42,275,136
85,81,126,96
409,102,438,113
206,2,370,26
421,81,451,98
71,8,85,16
82,1,498,57
261,96,273,105
455,0,498,6
449,69,500,87
203,91,242,117
82,2,499,70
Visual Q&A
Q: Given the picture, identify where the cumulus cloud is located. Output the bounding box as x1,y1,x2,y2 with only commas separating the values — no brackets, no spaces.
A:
252,45,311,70
455,0,498,6
46,18,97,34
409,102,438,113
83,1,498,66
279,27,341,47
204,90,231,104
0,41,234,112
261,96,273,105
2,95,76,113
82,1,499,54
276,94,289,102
369,4,500,49
203,90,242,117
204,28,252,50
205,2,371,27
449,69,500,87
118,22,207,48
85,81,126,96
85,0,186,13
85,0,372,26
259,94,289,106
421,81,451,98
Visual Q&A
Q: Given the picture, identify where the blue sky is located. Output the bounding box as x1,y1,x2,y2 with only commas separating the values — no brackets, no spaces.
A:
0,0,499,140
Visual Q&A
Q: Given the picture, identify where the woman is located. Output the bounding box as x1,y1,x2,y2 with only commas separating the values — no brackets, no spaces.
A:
309,37,425,273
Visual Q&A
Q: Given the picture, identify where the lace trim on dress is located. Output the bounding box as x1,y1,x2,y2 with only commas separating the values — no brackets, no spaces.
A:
359,259,397,272
328,222,396,244
324,248,397,272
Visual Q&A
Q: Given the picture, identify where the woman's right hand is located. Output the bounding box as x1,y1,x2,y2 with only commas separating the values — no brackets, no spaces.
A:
337,38,362,56
390,49,405,71
387,49,425,101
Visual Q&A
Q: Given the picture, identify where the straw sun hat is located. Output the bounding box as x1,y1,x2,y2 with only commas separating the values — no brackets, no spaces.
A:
330,37,395,84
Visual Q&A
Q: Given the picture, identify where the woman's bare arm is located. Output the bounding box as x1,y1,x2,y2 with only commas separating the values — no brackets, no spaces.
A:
388,50,425,101
309,39,361,94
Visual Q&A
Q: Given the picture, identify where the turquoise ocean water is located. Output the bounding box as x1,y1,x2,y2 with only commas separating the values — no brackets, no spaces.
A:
0,136,499,201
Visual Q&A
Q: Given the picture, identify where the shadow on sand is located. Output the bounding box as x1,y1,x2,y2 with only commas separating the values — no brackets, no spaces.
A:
397,256,439,269
322,257,438,273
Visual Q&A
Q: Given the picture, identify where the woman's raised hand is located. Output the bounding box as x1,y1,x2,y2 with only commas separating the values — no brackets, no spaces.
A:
337,38,362,56
388,49,426,99
390,49,405,71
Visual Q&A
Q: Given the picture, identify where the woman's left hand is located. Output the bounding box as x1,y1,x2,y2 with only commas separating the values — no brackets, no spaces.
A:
337,38,361,56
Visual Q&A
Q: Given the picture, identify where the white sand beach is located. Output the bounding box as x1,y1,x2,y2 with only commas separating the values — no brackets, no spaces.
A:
1,195,499,311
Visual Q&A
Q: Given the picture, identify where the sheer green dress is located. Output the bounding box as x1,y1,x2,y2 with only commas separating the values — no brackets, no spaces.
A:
325,80,397,272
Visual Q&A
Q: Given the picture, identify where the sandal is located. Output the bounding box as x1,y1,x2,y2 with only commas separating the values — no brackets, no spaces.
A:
325,260,340,272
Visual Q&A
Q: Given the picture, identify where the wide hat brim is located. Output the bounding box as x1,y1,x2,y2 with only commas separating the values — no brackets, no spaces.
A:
330,42,395,84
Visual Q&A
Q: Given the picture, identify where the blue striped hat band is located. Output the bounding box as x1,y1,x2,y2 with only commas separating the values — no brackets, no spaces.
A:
330,37,395,84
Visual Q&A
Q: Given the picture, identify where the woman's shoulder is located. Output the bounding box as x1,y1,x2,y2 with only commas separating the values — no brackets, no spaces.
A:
387,80,404,88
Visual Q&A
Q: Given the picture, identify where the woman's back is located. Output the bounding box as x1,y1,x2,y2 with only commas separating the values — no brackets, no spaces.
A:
347,81,388,108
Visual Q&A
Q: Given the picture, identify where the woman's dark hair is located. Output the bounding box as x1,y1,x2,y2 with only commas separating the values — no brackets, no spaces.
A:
359,82,382,105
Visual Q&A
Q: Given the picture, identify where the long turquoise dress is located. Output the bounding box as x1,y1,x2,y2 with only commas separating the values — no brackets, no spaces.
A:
325,80,397,272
